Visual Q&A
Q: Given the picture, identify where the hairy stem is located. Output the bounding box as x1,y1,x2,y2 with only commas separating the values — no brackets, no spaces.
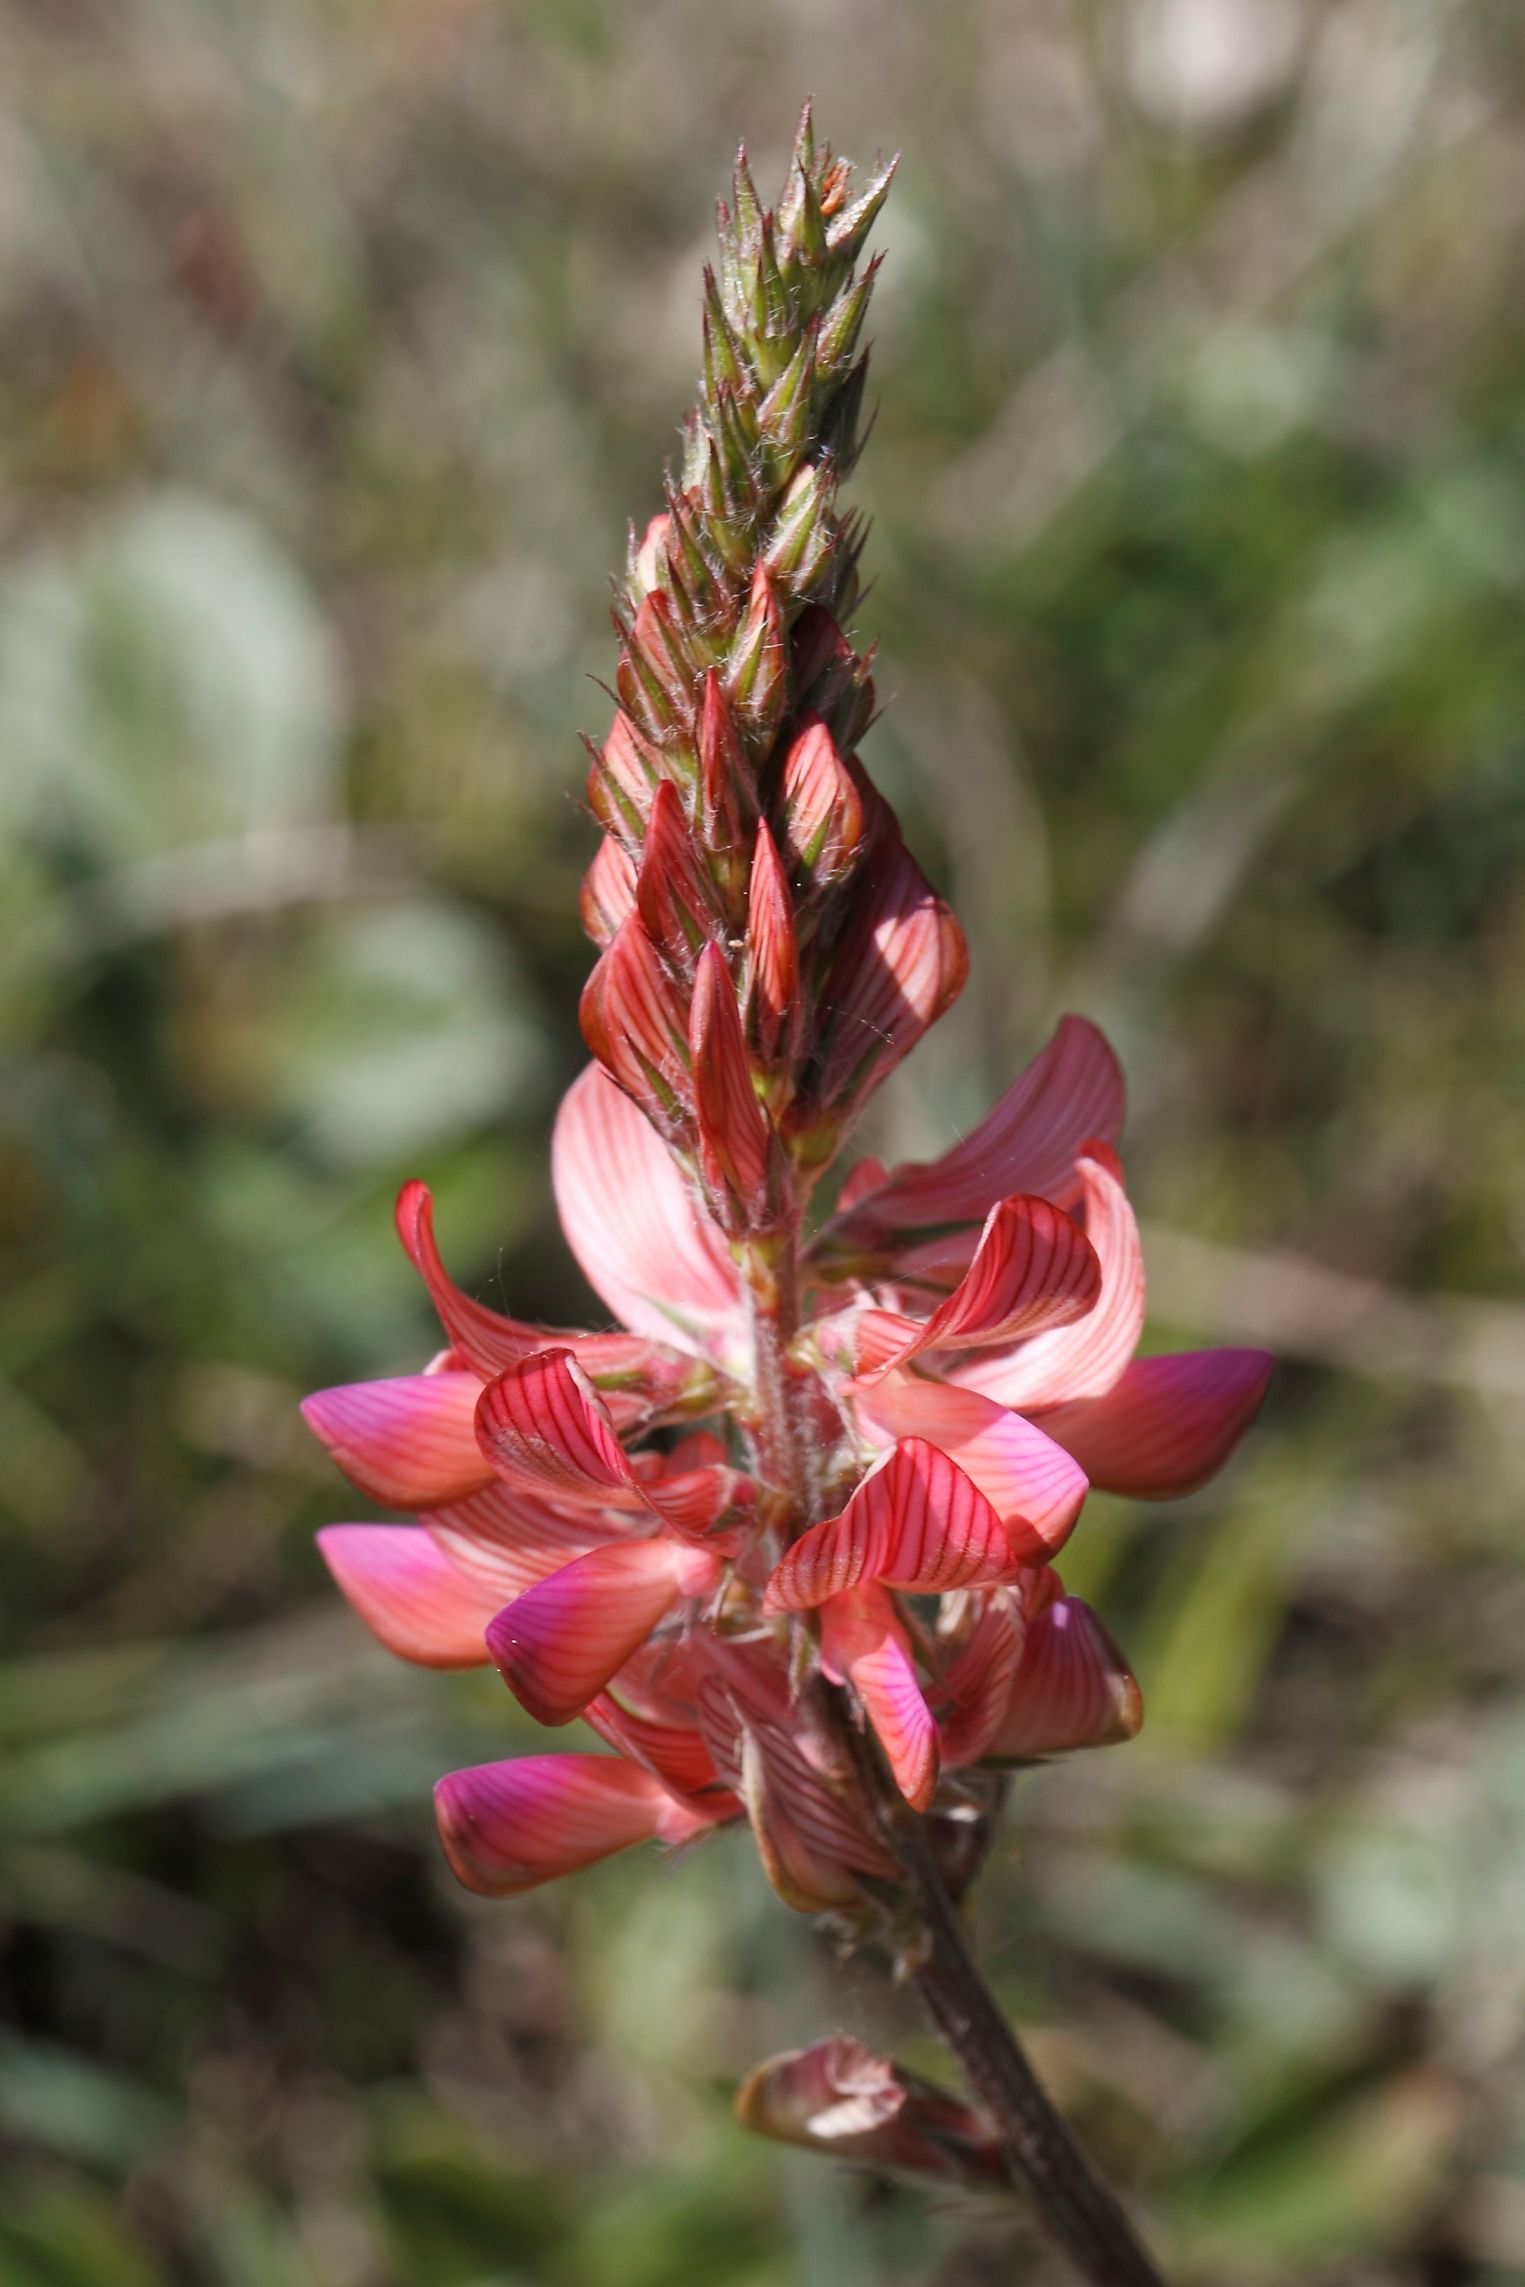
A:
747,1230,1171,2287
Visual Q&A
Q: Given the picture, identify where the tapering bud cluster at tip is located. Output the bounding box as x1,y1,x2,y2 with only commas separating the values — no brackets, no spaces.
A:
579,106,960,1221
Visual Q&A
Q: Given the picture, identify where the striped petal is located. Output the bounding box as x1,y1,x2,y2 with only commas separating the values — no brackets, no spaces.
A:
300,1370,491,1507
951,1150,1144,1409
317,1524,502,1667
936,1595,1027,1768
425,1481,619,1600
856,1377,1088,1559
691,939,773,1220
1031,1347,1273,1498
821,1585,939,1810
578,911,691,1134
579,833,639,948
435,1754,712,1896
985,1591,1143,1761
852,1194,1101,1379
551,1062,745,1365
395,1182,557,1379
765,1439,1019,1612
805,836,968,1121
476,1349,646,1513
486,1538,719,1726
475,1350,744,1540
835,1015,1124,1233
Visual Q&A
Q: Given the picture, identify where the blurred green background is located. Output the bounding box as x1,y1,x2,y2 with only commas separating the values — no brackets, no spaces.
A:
3,1,1524,2279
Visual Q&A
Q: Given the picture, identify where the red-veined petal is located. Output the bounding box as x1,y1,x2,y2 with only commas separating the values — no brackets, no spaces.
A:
486,1538,718,1726
435,1754,712,1896
300,1371,490,1507
691,939,772,1219
579,834,639,948
551,1063,745,1364
985,1593,1143,1760
805,837,967,1119
821,1585,939,1810
765,1439,1019,1612
852,1194,1101,1378
855,1377,1088,1560
1031,1348,1273,1498
839,1015,1124,1230
951,1151,1144,1409
317,1525,500,1667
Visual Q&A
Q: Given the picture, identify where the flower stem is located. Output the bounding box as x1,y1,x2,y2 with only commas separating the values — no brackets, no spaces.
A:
746,1229,1171,2287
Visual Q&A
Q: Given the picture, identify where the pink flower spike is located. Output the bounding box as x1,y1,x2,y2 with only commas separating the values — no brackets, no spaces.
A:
551,1063,744,1365
985,1591,1143,1761
951,1149,1145,1410
317,1524,502,1667
852,1194,1102,1380
821,1584,940,1810
486,1537,721,1726
435,1753,712,1896
835,1014,1124,1233
300,1371,492,1507
765,1438,1020,1612
1030,1347,1273,1498
855,1378,1088,1560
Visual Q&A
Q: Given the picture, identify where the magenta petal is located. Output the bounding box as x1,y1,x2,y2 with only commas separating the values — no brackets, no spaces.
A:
856,1378,1088,1559
842,1014,1124,1229
765,1438,1020,1612
986,1594,1143,1760
486,1538,716,1726
434,1753,711,1896
1031,1347,1273,1497
317,1524,501,1667
396,1182,563,1378
853,1193,1102,1378
300,1371,491,1506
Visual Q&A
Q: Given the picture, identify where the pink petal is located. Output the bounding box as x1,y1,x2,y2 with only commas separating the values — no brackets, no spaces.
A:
855,1378,1088,1559
1030,1347,1273,1498
395,1182,559,1379
551,1063,744,1363
485,1538,717,1726
582,1689,733,1805
777,714,866,888
951,1150,1144,1409
853,1194,1101,1378
691,939,773,1220
300,1371,491,1507
317,1524,501,1667
840,1015,1124,1229
765,1438,1020,1612
985,1593,1143,1760
475,1349,645,1512
579,833,639,949
635,779,723,967
804,836,968,1122
424,1481,618,1599
435,1753,711,1896
821,1585,940,1810
936,1595,1026,1767
745,820,800,1065
577,910,691,1135
474,1350,743,1543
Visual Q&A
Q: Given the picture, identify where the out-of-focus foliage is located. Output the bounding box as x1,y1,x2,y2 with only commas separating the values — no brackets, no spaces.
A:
2,1,1523,2279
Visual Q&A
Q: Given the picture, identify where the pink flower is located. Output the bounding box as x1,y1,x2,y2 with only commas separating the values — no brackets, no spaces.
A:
306,1019,1267,1900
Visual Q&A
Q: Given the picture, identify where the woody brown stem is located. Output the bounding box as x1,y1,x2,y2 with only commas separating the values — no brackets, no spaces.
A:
747,1241,1170,2287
